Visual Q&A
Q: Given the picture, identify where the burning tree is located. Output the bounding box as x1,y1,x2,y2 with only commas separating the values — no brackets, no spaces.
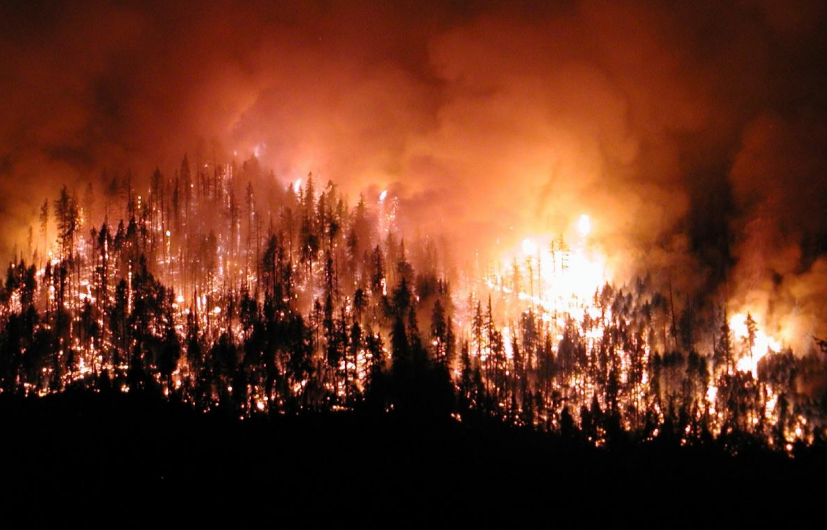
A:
0,155,824,451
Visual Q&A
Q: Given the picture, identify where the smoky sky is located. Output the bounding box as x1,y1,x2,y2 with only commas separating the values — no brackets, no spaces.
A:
2,0,827,332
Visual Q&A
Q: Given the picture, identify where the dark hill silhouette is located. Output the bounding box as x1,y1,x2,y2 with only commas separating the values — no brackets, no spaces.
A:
1,389,824,524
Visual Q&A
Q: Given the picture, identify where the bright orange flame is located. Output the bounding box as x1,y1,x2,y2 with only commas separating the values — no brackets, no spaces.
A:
730,312,782,376
577,214,591,237
492,214,609,324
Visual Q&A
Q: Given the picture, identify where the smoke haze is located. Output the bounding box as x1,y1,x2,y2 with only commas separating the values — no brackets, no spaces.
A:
2,0,827,349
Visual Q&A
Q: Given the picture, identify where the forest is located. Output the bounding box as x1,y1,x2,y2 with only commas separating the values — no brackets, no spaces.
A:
1,155,826,453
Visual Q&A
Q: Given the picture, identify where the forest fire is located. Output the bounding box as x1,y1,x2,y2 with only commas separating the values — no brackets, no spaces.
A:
4,3,827,523
0,162,823,452
1,2,827,476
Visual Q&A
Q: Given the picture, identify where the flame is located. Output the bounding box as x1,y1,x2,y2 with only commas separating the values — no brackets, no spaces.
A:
577,214,591,237
730,312,782,377
489,213,609,329
11,159,822,447
541,245,606,301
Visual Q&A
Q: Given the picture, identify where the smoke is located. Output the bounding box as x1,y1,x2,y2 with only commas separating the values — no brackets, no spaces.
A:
2,0,827,348
728,110,827,352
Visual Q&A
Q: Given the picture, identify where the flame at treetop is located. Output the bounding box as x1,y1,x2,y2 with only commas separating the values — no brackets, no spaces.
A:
491,213,787,380
729,312,783,377
487,213,609,322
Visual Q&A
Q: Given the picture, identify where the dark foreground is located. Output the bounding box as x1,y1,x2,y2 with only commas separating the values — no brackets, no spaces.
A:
1,391,824,524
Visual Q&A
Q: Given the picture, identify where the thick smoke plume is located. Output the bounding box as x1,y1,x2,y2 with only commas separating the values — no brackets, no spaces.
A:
2,0,827,350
